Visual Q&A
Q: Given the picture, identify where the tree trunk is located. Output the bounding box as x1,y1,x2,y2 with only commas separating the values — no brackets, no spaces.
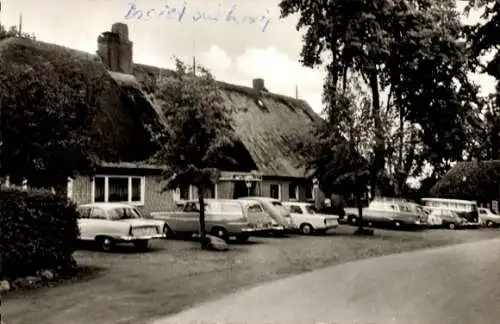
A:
492,123,500,159
197,186,207,249
355,173,364,230
369,71,384,198
395,104,405,197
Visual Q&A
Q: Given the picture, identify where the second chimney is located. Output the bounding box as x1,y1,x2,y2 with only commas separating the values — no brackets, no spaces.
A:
252,78,266,92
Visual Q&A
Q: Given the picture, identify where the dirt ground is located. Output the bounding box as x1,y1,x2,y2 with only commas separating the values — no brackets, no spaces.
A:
3,226,499,324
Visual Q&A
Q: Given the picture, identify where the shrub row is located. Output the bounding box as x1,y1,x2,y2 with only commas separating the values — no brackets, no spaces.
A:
0,188,80,279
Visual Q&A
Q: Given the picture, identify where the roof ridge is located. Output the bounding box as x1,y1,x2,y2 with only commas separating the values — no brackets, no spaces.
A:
3,38,315,106
133,62,313,104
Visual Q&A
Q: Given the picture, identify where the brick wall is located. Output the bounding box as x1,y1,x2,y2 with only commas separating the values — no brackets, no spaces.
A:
143,175,176,214
71,176,93,205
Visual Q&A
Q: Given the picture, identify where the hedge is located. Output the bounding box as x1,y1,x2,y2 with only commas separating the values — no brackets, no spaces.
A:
0,188,80,279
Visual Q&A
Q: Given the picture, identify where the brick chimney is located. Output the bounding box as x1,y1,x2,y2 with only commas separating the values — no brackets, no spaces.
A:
97,23,133,74
252,78,267,92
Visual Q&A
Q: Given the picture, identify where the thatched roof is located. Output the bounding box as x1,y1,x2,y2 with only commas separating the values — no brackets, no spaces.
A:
133,63,321,177
0,37,162,164
1,36,321,178
430,160,500,201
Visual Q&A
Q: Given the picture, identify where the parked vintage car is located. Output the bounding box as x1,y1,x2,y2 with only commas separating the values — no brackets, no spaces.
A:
282,202,339,234
478,207,500,227
426,209,468,229
238,199,285,236
238,197,294,231
150,199,271,242
344,198,427,229
76,203,166,251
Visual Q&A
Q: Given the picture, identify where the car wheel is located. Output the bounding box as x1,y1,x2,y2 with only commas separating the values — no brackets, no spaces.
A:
97,237,114,252
448,223,456,230
300,223,314,235
486,220,494,227
394,221,402,228
134,240,150,251
163,225,174,238
348,215,358,225
211,227,229,241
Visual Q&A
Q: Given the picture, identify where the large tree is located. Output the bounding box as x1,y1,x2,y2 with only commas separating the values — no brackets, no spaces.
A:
151,58,237,249
0,26,101,191
466,0,500,161
318,77,372,233
280,0,480,195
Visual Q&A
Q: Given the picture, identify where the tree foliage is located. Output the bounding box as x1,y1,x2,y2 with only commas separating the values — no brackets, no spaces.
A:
0,27,101,190
465,0,500,78
280,0,481,196
0,24,36,41
465,0,500,161
393,2,481,176
151,58,237,248
305,76,370,226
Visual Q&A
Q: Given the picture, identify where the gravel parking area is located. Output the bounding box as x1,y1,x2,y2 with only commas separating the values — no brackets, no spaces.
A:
3,226,500,324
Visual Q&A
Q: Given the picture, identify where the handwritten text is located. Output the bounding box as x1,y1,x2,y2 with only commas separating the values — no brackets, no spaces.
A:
124,1,273,32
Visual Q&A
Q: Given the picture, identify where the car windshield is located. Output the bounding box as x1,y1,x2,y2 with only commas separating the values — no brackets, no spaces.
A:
108,207,142,220
305,205,317,214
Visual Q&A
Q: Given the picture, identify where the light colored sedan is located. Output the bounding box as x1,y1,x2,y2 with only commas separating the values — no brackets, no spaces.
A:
77,203,166,251
283,202,339,234
238,197,294,231
478,207,500,227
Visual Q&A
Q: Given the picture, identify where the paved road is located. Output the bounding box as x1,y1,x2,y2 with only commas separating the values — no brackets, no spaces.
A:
152,238,500,324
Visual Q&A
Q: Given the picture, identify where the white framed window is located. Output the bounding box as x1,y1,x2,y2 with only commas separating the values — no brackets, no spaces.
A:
67,178,73,199
173,184,217,201
269,184,281,200
173,185,194,202
288,183,299,200
205,183,217,199
91,175,145,205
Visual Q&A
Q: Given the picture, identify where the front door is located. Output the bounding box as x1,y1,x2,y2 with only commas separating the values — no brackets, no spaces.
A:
233,181,260,198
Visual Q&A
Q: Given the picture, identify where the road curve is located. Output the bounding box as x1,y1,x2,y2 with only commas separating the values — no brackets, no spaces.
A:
151,238,500,324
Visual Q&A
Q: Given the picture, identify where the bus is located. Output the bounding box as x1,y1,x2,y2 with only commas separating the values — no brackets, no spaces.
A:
420,198,480,225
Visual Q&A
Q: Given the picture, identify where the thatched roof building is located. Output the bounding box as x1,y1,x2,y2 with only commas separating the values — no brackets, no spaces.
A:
0,23,321,178
430,160,500,202
1,23,322,209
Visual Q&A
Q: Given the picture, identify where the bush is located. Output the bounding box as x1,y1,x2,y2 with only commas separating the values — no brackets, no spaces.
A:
0,188,80,279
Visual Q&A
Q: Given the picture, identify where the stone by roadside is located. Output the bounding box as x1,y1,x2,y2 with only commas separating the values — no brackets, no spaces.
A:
0,257,80,294
0,269,56,293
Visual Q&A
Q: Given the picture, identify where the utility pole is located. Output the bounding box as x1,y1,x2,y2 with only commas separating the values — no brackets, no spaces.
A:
192,17,196,76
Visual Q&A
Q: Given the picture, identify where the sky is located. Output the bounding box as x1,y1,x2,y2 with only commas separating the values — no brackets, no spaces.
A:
0,0,497,114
